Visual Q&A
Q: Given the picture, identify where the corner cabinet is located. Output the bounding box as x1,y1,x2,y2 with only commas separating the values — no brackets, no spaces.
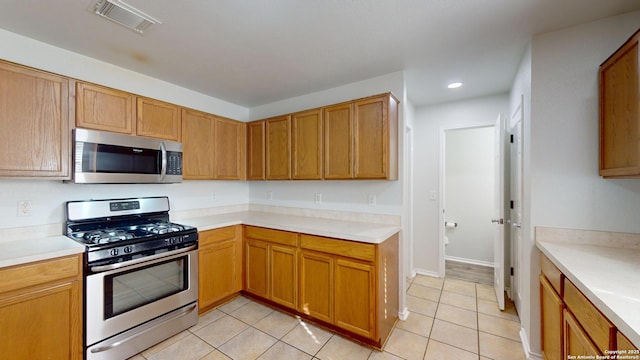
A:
265,116,291,180
247,121,266,180
0,61,71,179
0,255,83,360
244,226,399,349
599,28,640,177
198,226,243,313
182,109,246,180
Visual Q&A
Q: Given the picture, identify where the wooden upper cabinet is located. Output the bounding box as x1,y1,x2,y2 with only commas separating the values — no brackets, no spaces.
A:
76,81,135,134
136,97,181,141
292,109,323,179
247,121,266,180
0,61,70,178
354,93,398,180
182,108,214,179
214,117,246,180
599,29,640,177
324,103,354,179
266,115,291,180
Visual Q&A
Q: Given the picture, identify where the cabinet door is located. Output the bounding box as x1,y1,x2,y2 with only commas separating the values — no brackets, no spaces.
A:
354,94,398,180
245,239,269,298
0,62,70,178
76,81,135,134
599,32,640,177
265,115,291,179
199,240,236,311
617,331,638,351
564,310,600,358
291,109,322,179
247,121,265,180
136,97,181,141
269,244,298,309
299,250,333,323
0,281,82,360
182,108,214,179
214,117,246,180
324,103,353,179
540,275,564,360
334,258,375,339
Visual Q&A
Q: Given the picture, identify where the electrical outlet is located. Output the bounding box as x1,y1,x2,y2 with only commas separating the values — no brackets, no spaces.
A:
314,193,322,204
267,191,273,200
367,194,376,207
211,192,216,201
17,200,32,217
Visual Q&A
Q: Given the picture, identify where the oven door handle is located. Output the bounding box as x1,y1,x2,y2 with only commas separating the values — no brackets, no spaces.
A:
90,244,196,273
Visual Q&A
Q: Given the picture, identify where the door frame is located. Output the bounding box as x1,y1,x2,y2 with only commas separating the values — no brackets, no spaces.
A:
438,122,496,277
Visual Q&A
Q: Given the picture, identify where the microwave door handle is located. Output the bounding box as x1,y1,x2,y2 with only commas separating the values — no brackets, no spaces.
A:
160,142,167,180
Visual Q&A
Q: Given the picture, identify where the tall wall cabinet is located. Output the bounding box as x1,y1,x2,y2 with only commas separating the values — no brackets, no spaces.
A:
599,28,640,177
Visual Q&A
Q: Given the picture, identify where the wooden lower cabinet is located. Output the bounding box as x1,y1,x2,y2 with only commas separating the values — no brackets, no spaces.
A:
334,258,375,338
564,309,600,357
618,331,639,351
198,226,242,313
245,227,399,348
0,254,82,360
299,251,333,323
540,275,564,360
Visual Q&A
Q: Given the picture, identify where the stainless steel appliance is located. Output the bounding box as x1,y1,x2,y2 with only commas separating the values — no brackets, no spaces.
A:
73,128,183,183
65,196,198,360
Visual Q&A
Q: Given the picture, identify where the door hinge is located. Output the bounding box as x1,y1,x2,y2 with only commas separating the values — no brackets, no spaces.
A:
510,267,514,276
510,134,514,143
510,200,514,209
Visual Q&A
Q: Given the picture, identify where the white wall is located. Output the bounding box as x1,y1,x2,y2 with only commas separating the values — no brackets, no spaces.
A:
444,126,495,264
516,9,640,357
0,29,251,230
412,94,509,276
248,71,406,217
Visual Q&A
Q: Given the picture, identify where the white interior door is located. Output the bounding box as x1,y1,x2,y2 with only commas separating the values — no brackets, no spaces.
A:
493,114,506,310
510,98,524,314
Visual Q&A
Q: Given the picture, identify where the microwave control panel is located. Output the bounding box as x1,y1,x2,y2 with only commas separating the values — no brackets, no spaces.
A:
167,152,182,175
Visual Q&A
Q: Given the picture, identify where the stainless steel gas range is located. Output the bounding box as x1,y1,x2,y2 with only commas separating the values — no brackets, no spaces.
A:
65,196,198,360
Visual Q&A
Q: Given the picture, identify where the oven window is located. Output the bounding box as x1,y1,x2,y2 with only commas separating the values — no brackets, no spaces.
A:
104,256,188,318
82,143,161,174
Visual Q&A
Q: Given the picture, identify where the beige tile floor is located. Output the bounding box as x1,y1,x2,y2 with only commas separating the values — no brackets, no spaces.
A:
128,275,525,360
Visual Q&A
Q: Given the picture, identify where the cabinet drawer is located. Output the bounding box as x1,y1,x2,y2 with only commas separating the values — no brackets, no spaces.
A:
541,253,563,296
0,255,81,294
200,226,237,246
245,226,297,246
564,278,615,353
300,234,375,262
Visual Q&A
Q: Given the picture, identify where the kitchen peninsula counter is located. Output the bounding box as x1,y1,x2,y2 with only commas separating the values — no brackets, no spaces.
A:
181,210,401,244
536,227,640,348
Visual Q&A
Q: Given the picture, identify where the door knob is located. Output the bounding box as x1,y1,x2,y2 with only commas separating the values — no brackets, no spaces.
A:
491,219,504,224
512,222,521,228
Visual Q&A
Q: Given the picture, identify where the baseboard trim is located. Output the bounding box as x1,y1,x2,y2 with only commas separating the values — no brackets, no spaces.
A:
520,328,543,360
413,268,440,278
445,256,494,268
398,307,409,321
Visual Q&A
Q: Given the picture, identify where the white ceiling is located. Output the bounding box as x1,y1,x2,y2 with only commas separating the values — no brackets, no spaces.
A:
0,0,639,108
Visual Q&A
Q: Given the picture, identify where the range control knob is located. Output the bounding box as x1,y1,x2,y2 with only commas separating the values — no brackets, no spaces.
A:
123,246,133,254
110,248,119,257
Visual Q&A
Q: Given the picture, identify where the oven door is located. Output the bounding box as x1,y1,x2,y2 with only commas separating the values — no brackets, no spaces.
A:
85,247,198,348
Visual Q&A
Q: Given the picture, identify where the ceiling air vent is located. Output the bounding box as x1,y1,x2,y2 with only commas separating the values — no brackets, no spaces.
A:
92,0,160,34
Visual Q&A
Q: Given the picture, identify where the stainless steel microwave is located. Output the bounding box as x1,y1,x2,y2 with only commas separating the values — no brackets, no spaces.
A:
73,128,183,184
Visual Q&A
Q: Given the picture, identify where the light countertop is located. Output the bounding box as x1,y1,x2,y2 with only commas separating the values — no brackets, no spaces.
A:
536,232,640,347
0,235,85,269
0,210,400,269
182,211,401,244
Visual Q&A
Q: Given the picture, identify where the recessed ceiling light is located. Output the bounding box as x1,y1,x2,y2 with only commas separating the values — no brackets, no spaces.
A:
447,82,463,89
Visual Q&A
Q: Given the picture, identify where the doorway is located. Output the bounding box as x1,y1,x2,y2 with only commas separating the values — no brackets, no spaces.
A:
442,126,495,284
